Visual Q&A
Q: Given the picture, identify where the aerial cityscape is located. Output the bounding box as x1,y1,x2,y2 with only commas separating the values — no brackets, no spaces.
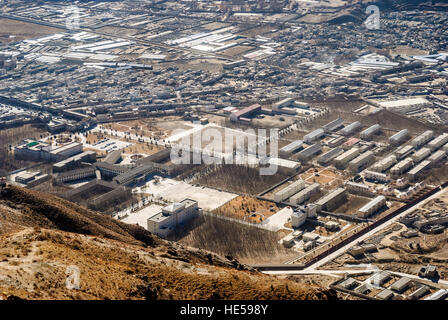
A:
0,0,448,304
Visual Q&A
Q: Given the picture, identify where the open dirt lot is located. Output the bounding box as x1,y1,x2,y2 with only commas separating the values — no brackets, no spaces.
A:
333,194,371,215
0,18,62,44
299,167,345,190
213,196,279,224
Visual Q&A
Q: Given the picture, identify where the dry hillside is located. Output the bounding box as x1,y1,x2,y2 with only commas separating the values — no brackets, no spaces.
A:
0,185,337,300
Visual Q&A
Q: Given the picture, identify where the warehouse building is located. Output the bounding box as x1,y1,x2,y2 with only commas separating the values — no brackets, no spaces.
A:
376,289,394,300
357,195,386,218
340,121,361,136
297,143,321,161
315,188,346,212
342,137,360,150
364,170,390,183
318,147,344,165
409,285,430,300
348,150,375,172
273,97,294,112
371,271,392,286
334,147,360,168
322,118,344,133
15,140,83,162
371,154,397,172
49,142,83,161
390,157,414,177
290,183,320,205
408,160,431,181
274,179,306,203
395,145,414,160
229,104,261,122
327,136,345,148
53,150,97,172
390,277,412,293
103,150,122,164
360,124,381,140
55,166,96,183
411,147,430,163
147,199,199,238
411,130,434,149
427,133,448,151
15,171,50,187
389,129,410,146
303,128,325,144
15,171,41,184
279,140,303,157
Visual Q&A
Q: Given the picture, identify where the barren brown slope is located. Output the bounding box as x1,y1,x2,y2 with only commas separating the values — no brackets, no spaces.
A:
0,185,337,300
0,185,159,247
0,228,337,300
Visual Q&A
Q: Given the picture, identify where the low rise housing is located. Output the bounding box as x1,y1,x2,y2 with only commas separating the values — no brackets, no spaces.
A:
411,130,434,149
334,148,360,168
395,145,414,160
290,183,320,205
55,166,96,183
390,157,414,177
428,150,446,166
274,179,306,203
427,133,448,151
364,170,390,183
315,188,347,212
408,160,431,180
411,147,430,163
371,154,397,172
345,181,372,196
357,195,386,218
348,150,375,172
327,136,345,148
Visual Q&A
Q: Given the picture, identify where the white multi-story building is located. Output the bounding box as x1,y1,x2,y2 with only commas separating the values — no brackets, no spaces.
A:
147,199,199,238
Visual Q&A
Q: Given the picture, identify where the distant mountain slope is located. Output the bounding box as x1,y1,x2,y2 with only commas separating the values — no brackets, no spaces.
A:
0,185,337,300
